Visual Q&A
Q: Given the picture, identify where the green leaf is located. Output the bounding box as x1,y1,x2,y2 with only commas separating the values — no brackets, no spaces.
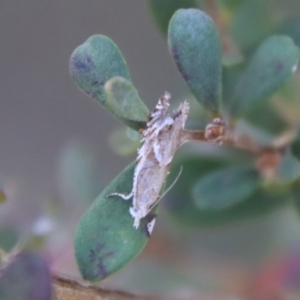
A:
165,156,290,227
74,162,154,282
230,0,274,55
168,9,222,115
192,166,260,210
0,252,52,300
231,35,299,117
70,35,147,128
104,77,149,131
292,126,300,161
149,0,199,35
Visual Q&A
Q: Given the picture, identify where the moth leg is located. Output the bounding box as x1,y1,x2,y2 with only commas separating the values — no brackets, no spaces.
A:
107,191,133,200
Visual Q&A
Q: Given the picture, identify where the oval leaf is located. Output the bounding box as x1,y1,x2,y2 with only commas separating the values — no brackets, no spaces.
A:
165,156,290,227
0,252,52,300
105,77,149,130
168,9,222,115
231,35,299,117
69,35,139,118
149,0,199,35
192,166,260,210
74,162,155,282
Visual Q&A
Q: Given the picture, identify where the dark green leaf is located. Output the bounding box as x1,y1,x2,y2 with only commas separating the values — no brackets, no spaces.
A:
104,77,149,131
292,126,300,161
0,252,52,300
149,0,199,35
231,35,299,117
192,166,260,210
168,9,222,115
70,35,148,128
75,162,154,282
165,156,290,227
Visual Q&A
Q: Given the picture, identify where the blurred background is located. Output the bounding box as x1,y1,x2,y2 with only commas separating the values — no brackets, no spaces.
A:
1,1,300,299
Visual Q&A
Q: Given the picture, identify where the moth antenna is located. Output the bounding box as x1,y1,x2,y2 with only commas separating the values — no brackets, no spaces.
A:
147,166,183,212
160,165,183,199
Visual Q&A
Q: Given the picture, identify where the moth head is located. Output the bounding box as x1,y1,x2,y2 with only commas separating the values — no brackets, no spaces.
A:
156,91,171,112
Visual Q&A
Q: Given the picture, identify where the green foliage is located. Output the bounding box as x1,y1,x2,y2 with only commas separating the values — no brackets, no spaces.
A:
244,100,289,136
164,156,290,227
292,127,300,161
69,35,148,130
0,252,52,300
69,3,300,284
168,8,222,115
74,162,152,282
104,77,149,130
230,35,299,117
192,166,260,210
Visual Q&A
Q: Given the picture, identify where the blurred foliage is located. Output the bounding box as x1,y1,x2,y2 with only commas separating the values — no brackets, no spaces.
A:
3,1,300,298
68,1,300,283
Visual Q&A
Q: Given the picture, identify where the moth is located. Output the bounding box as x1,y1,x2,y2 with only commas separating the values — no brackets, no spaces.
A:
108,92,190,230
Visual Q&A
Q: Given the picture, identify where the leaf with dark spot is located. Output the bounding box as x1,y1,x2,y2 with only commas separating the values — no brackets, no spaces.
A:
69,35,148,131
74,162,154,282
168,9,222,115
